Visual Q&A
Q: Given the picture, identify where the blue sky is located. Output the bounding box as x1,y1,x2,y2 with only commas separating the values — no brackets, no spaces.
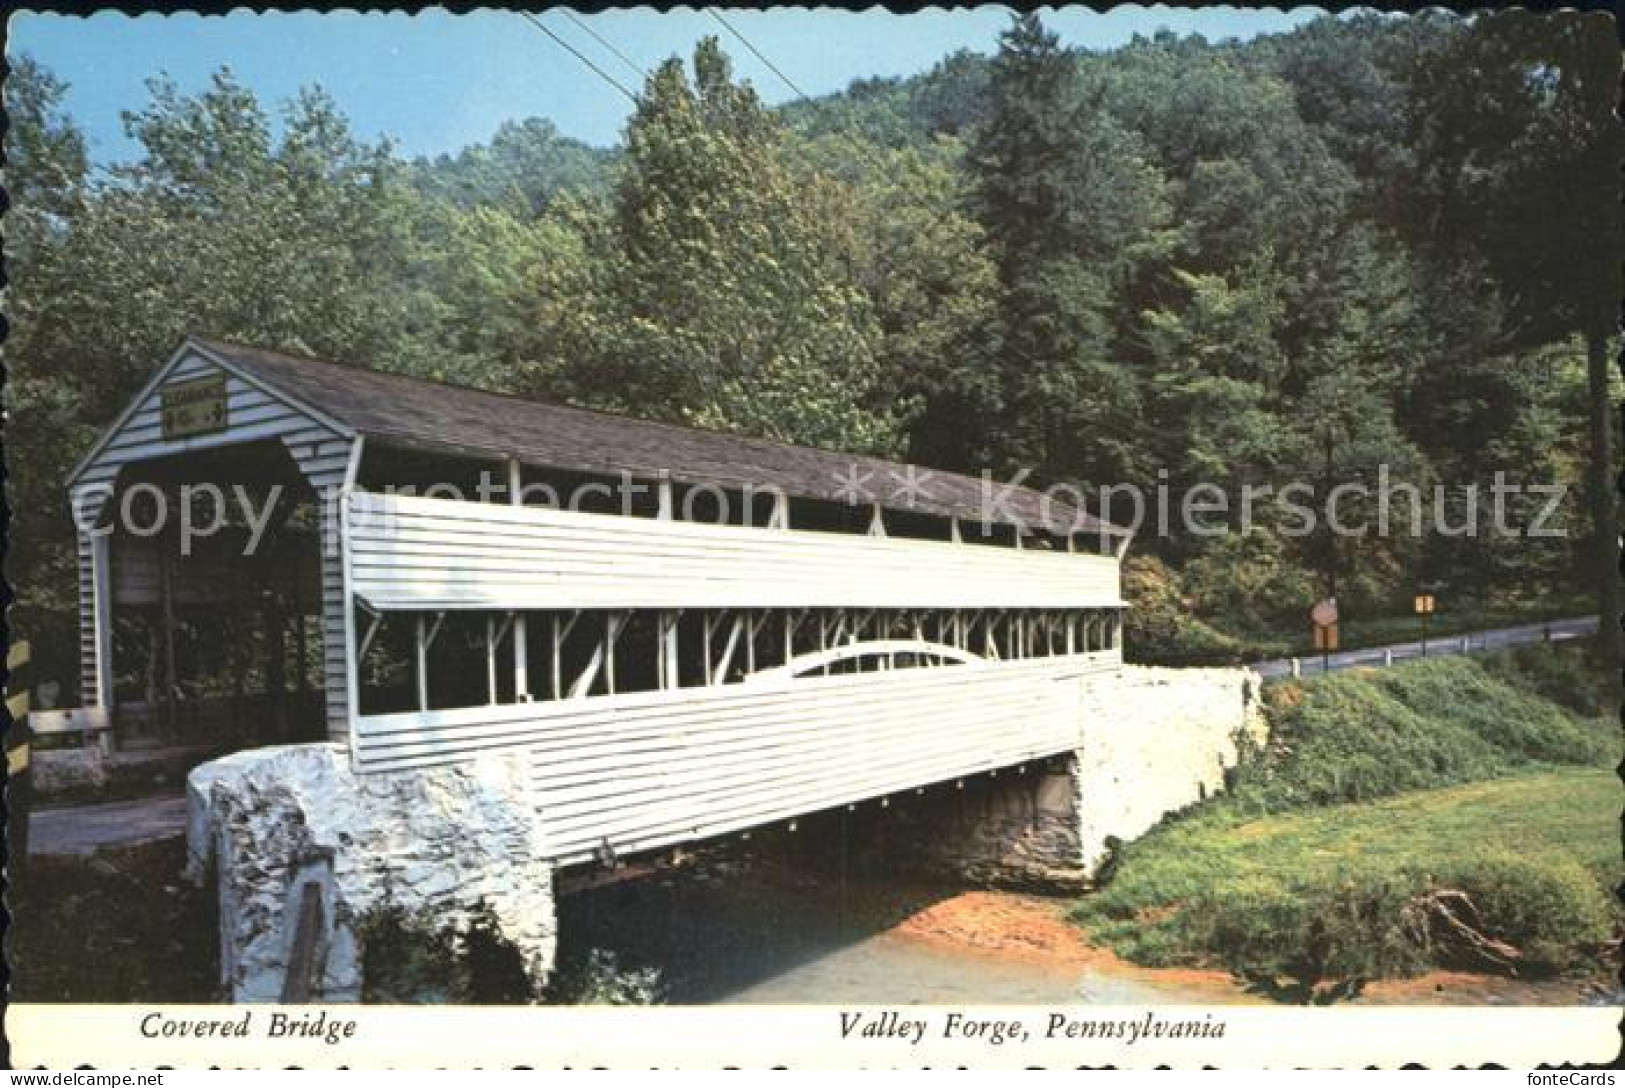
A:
11,6,1320,164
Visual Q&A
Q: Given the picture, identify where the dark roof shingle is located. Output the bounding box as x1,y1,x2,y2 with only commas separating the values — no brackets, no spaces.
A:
194,336,1126,539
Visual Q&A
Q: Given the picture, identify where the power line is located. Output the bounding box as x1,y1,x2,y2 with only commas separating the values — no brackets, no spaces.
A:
705,8,814,103
560,11,651,83
515,11,640,105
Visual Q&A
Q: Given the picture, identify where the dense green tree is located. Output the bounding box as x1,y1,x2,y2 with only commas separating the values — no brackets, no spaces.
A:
969,14,1171,483
5,12,1610,684
1400,11,1621,667
554,38,900,453
409,118,612,217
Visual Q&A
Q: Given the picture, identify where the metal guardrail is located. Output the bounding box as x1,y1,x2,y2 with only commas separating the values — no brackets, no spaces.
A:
1258,616,1600,679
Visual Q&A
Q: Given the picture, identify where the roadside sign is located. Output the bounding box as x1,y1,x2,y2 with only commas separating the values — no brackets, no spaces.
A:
1313,623,1339,652
1310,598,1338,627
1413,594,1435,615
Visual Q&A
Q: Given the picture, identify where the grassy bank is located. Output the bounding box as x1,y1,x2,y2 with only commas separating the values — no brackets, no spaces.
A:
1073,648,1619,996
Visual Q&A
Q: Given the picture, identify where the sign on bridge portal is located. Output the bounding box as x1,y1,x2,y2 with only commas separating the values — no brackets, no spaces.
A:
160,375,228,440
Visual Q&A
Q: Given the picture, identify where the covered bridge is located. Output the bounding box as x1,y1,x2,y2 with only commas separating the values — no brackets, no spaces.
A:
70,336,1132,865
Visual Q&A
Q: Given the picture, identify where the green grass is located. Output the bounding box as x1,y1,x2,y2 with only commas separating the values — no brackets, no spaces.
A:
1074,647,1620,987
1075,769,1619,977
1236,656,1615,813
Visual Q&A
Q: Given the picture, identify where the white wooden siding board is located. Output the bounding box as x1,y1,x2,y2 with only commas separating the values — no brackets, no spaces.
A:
361,588,1116,612
353,492,1107,566
367,673,1070,770
352,513,1108,571
354,654,1104,741
347,496,1119,612
527,691,1072,817
517,686,1077,783
103,394,294,448
350,541,1112,581
537,726,1075,861
534,719,1069,845
354,660,1100,779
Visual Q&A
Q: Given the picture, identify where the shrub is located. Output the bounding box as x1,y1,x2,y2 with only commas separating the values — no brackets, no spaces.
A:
359,897,534,1004
1479,640,1618,722
358,901,463,1004
1121,556,1250,665
1434,850,1614,975
1180,529,1318,634
1183,874,1424,1003
546,948,665,1005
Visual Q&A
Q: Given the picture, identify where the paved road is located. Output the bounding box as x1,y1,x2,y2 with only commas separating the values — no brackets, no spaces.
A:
1254,615,1600,679
27,793,188,856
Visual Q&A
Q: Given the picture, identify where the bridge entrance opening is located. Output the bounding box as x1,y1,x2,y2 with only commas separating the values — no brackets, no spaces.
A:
96,441,328,752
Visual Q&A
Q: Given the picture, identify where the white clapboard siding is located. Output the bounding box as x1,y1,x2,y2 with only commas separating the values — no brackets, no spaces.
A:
351,653,1115,866
347,491,1121,611
70,345,356,737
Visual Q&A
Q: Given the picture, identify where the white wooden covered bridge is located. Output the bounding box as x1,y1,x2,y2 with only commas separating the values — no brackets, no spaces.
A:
70,336,1133,868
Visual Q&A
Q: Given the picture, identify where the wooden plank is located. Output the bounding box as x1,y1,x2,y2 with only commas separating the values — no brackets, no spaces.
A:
353,655,1105,772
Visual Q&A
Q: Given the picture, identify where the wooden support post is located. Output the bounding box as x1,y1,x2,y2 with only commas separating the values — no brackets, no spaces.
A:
567,612,624,699
486,615,498,704
160,544,178,732
867,504,886,537
770,491,789,530
507,460,530,701
359,612,383,660
657,474,674,521
703,612,716,685
714,614,744,683
415,614,429,712
660,610,681,690
950,516,962,544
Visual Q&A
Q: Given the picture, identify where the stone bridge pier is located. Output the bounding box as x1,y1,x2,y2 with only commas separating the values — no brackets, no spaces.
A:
186,745,556,1003
860,666,1266,887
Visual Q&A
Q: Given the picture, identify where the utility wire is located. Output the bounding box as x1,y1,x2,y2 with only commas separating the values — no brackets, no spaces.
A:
516,11,640,105
560,10,651,82
705,8,814,103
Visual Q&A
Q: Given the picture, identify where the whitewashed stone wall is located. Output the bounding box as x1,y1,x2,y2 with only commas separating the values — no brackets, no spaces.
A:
1072,665,1266,873
185,744,555,1003
893,665,1264,884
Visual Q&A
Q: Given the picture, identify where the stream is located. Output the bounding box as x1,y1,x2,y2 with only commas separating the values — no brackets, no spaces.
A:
555,854,1611,1007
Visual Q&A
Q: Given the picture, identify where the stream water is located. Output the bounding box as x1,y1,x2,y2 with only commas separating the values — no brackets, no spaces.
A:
556,858,1610,1007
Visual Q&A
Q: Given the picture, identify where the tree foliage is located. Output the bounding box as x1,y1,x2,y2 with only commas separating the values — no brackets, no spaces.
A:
4,11,1611,683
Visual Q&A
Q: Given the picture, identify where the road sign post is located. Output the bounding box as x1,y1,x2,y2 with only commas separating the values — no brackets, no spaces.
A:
1414,593,1435,657
1310,599,1339,673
